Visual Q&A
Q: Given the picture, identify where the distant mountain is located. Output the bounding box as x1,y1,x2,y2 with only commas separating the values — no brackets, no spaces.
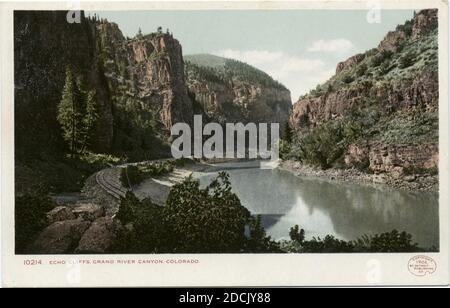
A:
185,54,292,125
184,54,228,69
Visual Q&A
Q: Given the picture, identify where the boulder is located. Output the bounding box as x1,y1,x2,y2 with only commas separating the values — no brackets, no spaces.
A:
336,53,365,74
373,174,388,184
72,203,104,222
404,175,417,182
28,219,91,254
75,217,120,254
46,206,75,224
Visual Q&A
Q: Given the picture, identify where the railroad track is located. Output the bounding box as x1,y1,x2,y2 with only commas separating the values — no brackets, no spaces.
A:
95,168,128,200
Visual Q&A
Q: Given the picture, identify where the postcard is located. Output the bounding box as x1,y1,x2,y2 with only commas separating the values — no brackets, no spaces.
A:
1,0,449,287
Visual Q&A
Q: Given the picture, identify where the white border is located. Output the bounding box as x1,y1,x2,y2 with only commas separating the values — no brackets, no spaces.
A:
1,0,449,287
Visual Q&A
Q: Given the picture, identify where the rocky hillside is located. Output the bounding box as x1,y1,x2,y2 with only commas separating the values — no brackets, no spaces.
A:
289,9,439,183
185,54,292,126
15,12,292,165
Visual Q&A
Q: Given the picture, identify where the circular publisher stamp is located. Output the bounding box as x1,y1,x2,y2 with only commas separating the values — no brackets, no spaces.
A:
408,256,437,277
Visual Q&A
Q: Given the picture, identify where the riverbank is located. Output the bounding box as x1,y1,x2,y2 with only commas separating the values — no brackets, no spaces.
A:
278,160,438,193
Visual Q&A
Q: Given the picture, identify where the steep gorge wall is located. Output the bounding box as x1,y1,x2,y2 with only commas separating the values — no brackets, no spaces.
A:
187,78,292,125
289,9,439,176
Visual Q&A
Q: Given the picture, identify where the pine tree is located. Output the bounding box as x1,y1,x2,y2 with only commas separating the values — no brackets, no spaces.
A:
137,27,143,38
283,122,293,144
58,66,82,156
80,90,98,152
57,66,98,156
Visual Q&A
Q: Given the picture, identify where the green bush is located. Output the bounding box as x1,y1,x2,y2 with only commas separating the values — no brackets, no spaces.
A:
113,193,168,253
246,215,281,253
342,74,355,84
298,121,346,169
281,229,421,253
370,50,393,68
355,64,368,77
399,51,416,69
164,172,250,253
15,193,56,253
289,225,305,244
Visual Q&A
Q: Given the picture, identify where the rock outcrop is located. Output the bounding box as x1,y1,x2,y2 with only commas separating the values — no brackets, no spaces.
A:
336,54,366,74
185,54,292,127
290,9,439,178
29,202,119,254
345,143,439,175
29,218,91,254
75,217,119,254
46,206,76,225
412,9,438,40
125,34,194,128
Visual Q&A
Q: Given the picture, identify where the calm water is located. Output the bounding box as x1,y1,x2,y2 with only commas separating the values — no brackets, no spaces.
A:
198,167,439,249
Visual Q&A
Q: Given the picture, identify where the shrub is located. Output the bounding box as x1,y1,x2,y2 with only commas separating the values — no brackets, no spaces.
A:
298,121,346,169
246,215,281,253
289,225,305,244
399,51,415,69
302,235,355,253
164,172,251,253
370,54,384,67
370,50,393,68
355,64,368,77
15,193,56,253
113,194,168,253
116,191,140,225
281,228,421,253
342,74,355,84
379,60,392,75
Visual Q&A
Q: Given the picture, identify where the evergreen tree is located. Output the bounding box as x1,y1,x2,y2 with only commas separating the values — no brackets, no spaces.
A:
57,66,83,156
80,90,98,152
57,66,98,156
283,122,293,144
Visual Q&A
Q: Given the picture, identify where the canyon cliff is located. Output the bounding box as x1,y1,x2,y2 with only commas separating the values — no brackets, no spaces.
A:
289,9,439,179
185,54,292,126
15,12,291,162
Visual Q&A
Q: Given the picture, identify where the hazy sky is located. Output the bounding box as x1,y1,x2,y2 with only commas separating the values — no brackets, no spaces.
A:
90,10,415,101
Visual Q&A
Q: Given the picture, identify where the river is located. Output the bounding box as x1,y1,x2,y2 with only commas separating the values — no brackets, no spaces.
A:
198,166,439,249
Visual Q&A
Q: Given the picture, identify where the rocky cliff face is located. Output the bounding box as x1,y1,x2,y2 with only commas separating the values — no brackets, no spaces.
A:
15,12,293,162
93,21,195,152
14,11,114,154
185,54,292,126
126,34,194,128
290,9,439,177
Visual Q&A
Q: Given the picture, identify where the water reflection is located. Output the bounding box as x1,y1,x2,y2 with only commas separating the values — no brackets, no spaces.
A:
199,168,439,249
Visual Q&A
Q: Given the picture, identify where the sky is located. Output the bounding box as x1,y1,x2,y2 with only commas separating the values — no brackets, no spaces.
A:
90,10,415,101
